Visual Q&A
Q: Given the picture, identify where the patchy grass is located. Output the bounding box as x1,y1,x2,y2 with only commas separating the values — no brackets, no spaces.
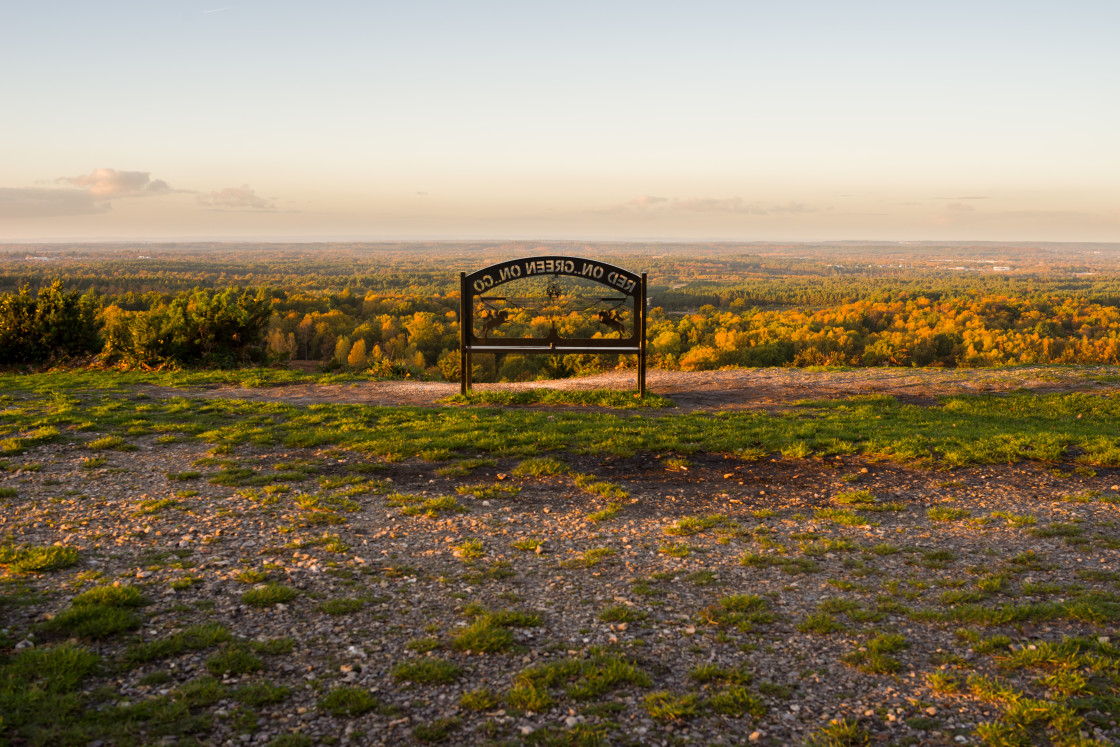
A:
0,543,79,573
319,686,380,717
664,514,732,537
42,584,148,640
443,389,672,409
513,457,568,477
644,691,700,722
392,658,461,685
587,502,623,522
241,584,298,607
561,547,616,568
455,483,521,500
928,506,971,522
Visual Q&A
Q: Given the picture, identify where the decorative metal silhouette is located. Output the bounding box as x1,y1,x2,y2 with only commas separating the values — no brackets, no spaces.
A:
479,309,510,338
460,256,647,396
596,309,626,336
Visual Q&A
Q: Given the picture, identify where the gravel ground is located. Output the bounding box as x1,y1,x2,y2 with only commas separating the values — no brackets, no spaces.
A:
3,373,1120,745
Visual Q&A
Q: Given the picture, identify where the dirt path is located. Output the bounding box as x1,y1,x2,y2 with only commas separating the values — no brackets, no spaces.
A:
170,365,1120,410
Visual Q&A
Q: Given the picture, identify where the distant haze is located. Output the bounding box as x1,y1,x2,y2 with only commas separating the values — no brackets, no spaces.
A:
2,1,1119,242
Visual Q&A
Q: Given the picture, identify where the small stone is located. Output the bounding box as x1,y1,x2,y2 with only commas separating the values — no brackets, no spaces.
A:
925,706,937,716
748,732,762,742
520,726,534,736
14,639,34,650
564,716,579,728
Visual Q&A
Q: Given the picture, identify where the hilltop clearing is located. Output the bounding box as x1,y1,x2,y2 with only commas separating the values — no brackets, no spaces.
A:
1,367,1119,746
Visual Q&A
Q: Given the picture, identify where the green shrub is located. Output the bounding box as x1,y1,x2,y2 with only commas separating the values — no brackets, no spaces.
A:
0,281,100,364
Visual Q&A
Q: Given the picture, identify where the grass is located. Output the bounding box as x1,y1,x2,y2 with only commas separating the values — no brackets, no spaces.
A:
435,457,497,477
460,688,500,711
572,472,629,499
455,483,521,500
205,645,263,676
319,597,365,615
928,506,971,522
391,657,461,685
798,612,845,635
449,606,541,654
697,594,777,632
386,493,468,518
125,623,233,663
513,651,651,709
513,457,568,476
7,375,1120,467
841,633,908,674
0,543,79,573
42,584,149,640
663,513,731,536
707,686,766,718
412,716,462,743
806,719,871,746
241,584,298,607
319,686,380,717
587,502,623,522
598,604,646,623
561,547,615,568
453,539,486,559
87,435,135,451
644,691,699,721
443,388,672,408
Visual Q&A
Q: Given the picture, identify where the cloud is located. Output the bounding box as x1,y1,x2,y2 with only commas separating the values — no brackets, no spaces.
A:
600,195,820,216
936,195,989,201
59,168,171,197
673,197,766,214
945,202,975,212
196,185,276,211
0,188,110,218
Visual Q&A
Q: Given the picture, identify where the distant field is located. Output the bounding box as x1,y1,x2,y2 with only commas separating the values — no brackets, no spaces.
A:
4,241,1120,375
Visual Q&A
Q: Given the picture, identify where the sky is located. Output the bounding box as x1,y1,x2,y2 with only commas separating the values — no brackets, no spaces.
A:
2,1,1119,243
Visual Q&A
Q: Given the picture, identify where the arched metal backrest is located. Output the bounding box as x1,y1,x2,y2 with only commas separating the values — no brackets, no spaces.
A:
459,256,648,396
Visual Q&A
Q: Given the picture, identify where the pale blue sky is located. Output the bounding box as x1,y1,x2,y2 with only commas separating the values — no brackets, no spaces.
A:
2,1,1119,241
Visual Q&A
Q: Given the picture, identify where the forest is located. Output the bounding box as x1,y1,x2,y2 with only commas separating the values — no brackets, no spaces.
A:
3,240,1120,380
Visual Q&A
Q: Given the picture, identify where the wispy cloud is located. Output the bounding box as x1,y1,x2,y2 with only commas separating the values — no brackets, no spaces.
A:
599,195,820,216
945,202,975,212
629,195,668,208
196,185,276,211
58,168,172,197
0,188,109,219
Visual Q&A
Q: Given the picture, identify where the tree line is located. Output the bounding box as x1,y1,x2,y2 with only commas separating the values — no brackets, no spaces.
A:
5,281,1120,378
